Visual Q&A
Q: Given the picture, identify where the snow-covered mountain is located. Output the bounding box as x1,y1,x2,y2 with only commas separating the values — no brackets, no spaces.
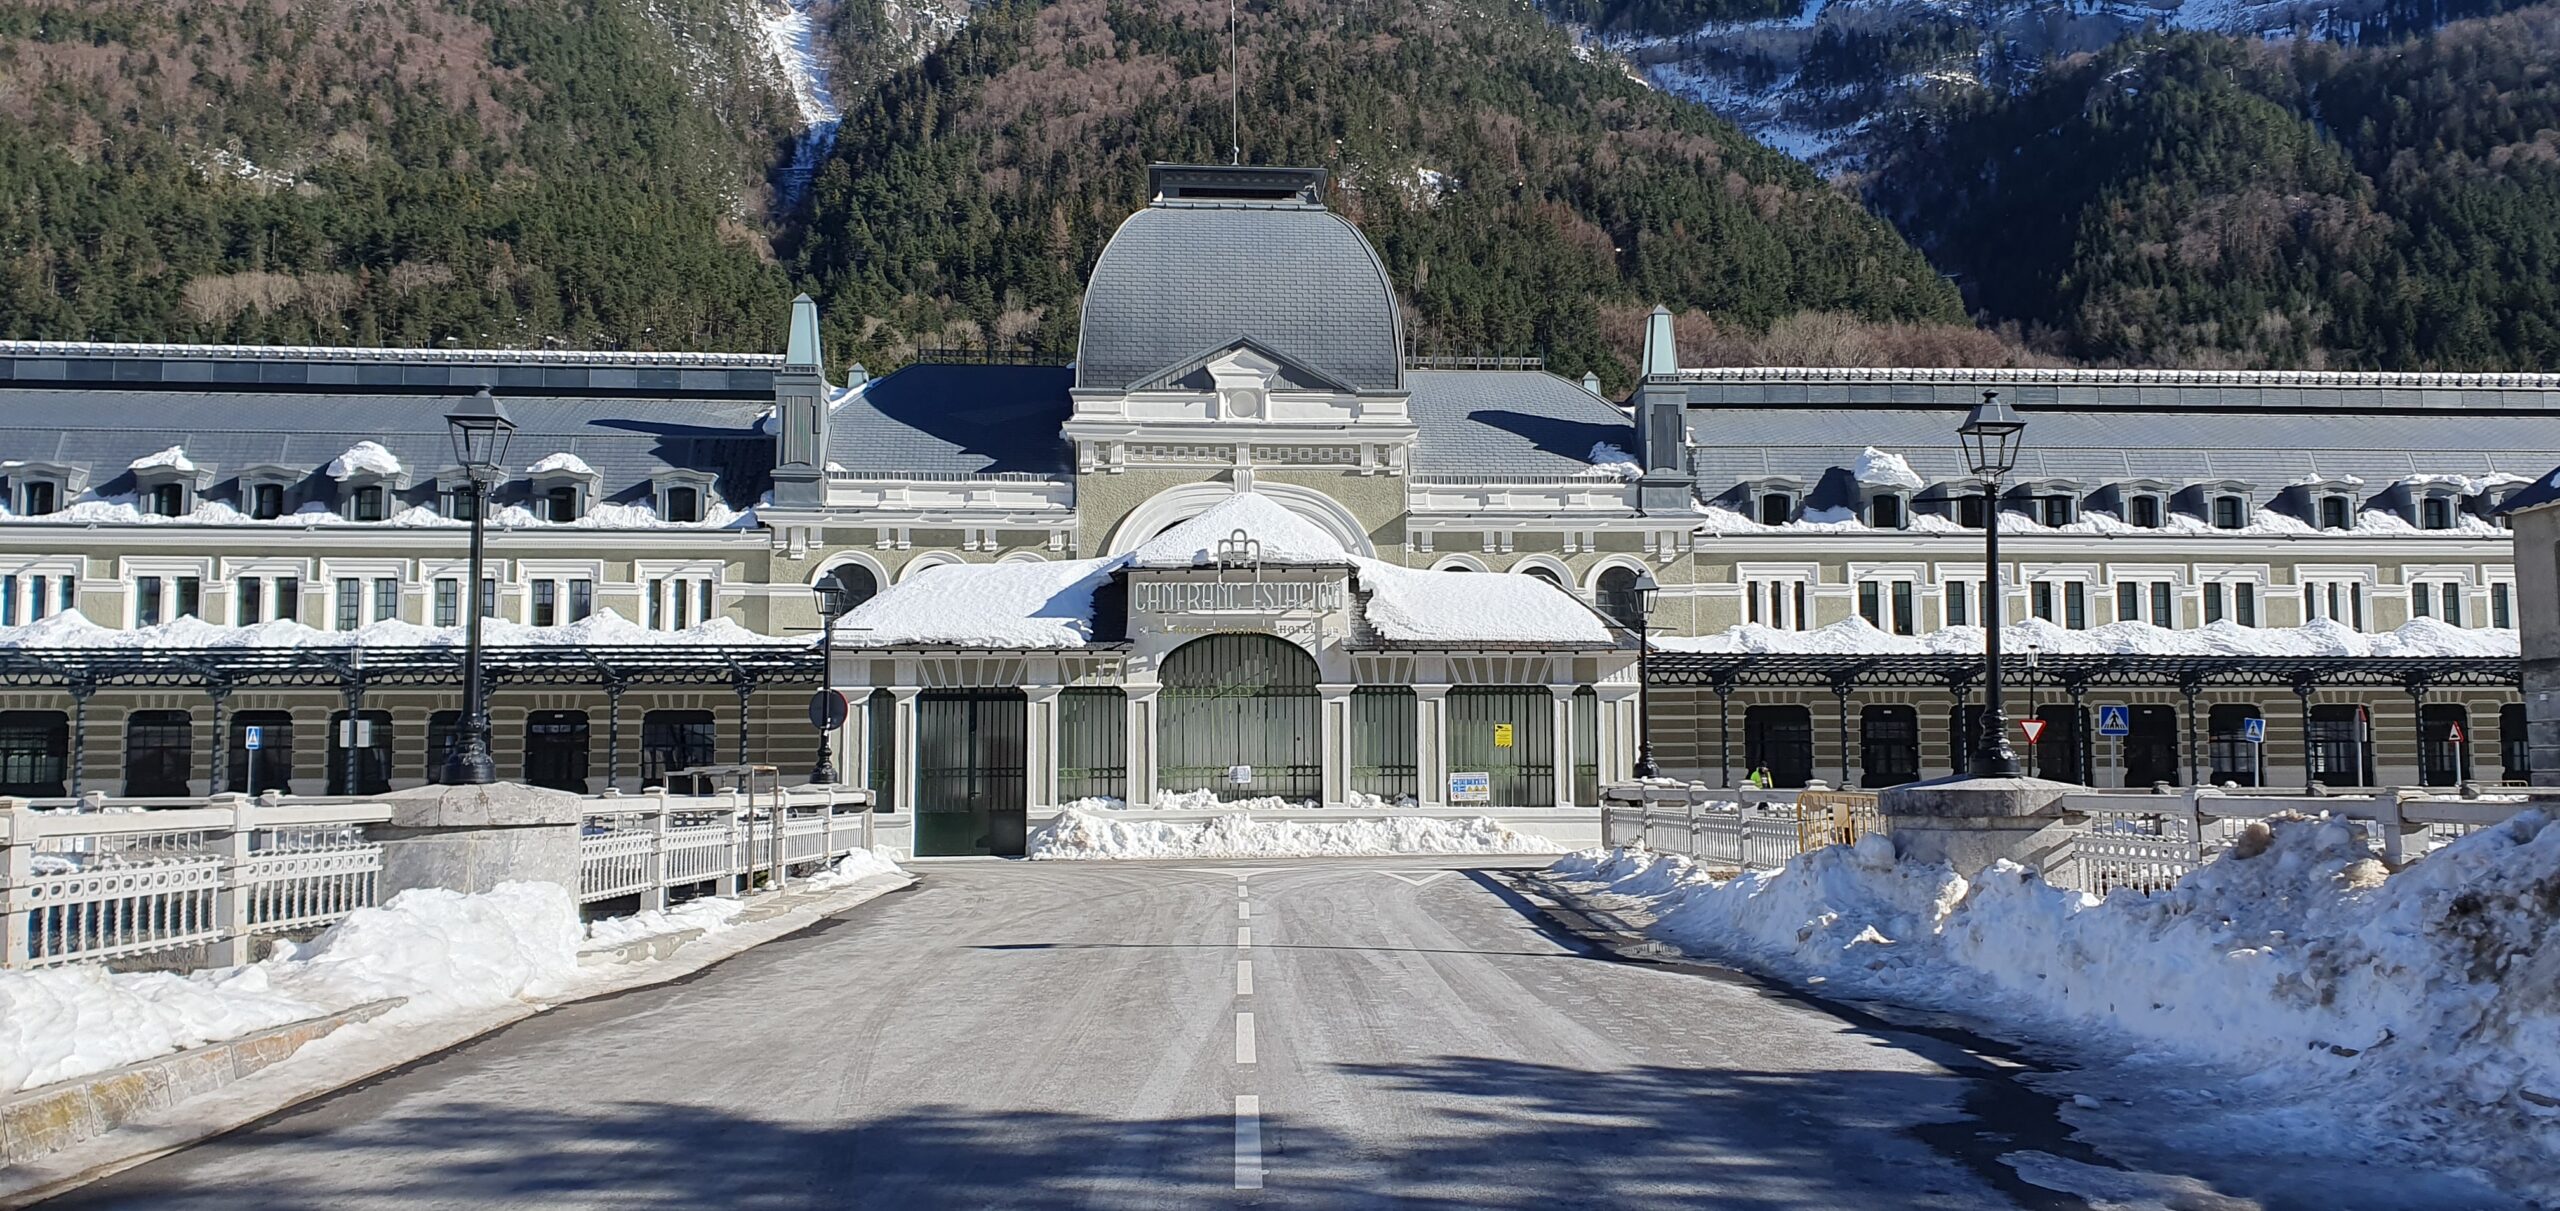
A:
1571,0,2473,173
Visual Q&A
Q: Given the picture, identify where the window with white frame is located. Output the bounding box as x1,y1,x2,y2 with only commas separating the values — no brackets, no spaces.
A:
131,574,201,626
1755,491,1794,526
433,578,460,627
1742,577,1811,631
0,565,77,626
1943,578,1981,627
2126,494,2165,528
10,465,82,517
2409,578,2466,625
529,577,595,627
2303,579,2367,630
1868,494,1907,530
2419,495,2457,531
1857,578,1918,635
2029,579,2090,629
2114,579,2177,626
2318,496,2355,531
2036,495,2076,527
2211,495,2249,530
2202,578,2259,626
647,575,718,630
230,574,300,625
2491,581,2513,629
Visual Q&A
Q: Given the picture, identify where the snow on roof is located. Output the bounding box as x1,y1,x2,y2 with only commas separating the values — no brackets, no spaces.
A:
1127,493,1349,567
837,558,1120,648
0,608,800,652
1656,616,2516,658
324,441,403,480
1852,447,1924,491
1355,559,1616,646
1587,442,1642,481
129,446,194,473
527,452,596,477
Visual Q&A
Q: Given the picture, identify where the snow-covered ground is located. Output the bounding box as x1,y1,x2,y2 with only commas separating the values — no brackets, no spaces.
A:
1658,614,2514,658
1549,811,2560,1201
1028,808,1562,860
1061,790,1421,811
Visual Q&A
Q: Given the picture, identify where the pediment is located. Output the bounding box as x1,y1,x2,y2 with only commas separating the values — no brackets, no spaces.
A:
1129,336,1359,395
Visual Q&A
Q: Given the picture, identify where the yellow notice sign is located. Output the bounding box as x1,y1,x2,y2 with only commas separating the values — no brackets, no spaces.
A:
1493,723,1515,748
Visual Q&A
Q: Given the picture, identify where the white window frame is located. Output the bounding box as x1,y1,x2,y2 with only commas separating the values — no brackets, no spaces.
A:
1735,562,1819,632
2103,565,2187,627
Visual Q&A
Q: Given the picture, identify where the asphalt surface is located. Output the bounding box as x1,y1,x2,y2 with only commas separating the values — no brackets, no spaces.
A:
39,858,2516,1209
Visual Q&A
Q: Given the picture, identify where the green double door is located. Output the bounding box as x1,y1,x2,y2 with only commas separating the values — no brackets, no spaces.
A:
1158,634,1323,803
916,689,1028,856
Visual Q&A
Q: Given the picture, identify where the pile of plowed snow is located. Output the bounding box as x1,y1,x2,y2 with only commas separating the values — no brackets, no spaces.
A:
1029,809,1559,860
1550,812,2560,1200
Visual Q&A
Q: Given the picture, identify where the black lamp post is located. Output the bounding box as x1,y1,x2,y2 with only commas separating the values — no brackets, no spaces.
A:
441,388,515,786
810,579,855,785
1631,567,1661,779
1960,390,2026,779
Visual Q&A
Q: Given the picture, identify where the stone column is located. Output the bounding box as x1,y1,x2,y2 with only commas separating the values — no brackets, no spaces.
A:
889,687,921,812
1549,686,1577,808
375,782,585,899
1414,686,1450,806
1024,685,1062,810
1877,774,2079,873
1595,686,1641,786
1125,684,1160,806
1318,684,1354,807
844,687,875,791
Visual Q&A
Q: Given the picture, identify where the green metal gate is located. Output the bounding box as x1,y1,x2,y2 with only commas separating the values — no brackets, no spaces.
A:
1059,687,1128,803
1158,634,1322,802
916,689,1027,856
1350,687,1416,803
1448,688,1555,806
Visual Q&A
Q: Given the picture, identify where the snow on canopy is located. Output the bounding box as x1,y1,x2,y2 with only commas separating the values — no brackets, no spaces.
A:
324,442,403,480
1851,447,1924,491
129,446,194,473
836,492,1623,649
1354,559,1615,645
1127,492,1351,566
837,558,1120,648
0,608,800,652
527,452,595,476
1656,616,2517,658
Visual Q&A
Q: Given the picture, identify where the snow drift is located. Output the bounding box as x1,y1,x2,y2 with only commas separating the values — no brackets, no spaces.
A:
1551,812,2560,1199
1029,808,1560,860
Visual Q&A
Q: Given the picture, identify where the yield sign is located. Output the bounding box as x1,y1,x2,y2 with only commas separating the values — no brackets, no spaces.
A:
2019,719,2049,744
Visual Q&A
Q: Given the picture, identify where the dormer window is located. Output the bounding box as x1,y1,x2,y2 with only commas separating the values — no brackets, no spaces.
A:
542,486,576,522
1757,492,1793,525
349,485,387,522
443,484,480,521
2319,496,2354,531
2212,495,2247,530
665,486,701,524
130,447,209,518
326,442,409,523
19,481,54,516
1869,494,1906,530
147,483,185,517
525,454,598,523
2038,495,2075,527
2420,496,2454,531
1957,496,1988,529
2128,495,2164,528
250,483,285,520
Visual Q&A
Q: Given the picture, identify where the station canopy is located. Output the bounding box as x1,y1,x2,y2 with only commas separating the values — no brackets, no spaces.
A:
838,491,1625,650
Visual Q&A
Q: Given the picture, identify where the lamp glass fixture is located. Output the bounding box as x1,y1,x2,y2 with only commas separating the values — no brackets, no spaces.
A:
1958,389,2026,480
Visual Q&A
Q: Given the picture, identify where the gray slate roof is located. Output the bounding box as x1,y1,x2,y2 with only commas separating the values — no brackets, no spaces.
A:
826,365,1074,477
1406,370,1636,477
0,386,773,511
1077,202,1404,393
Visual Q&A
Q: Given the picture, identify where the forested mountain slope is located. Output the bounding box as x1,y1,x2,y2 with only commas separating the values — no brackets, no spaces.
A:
1869,14,2560,368
791,0,1968,388
0,0,796,348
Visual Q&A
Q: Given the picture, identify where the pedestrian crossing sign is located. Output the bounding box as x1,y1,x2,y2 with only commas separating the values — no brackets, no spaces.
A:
2242,717,2267,744
2097,706,2130,737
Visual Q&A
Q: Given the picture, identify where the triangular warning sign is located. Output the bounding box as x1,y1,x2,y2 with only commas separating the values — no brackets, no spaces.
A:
2019,719,2049,744
2446,722,2465,744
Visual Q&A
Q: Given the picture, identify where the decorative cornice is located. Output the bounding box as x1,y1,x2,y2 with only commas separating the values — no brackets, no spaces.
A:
1672,366,2560,388
0,339,781,369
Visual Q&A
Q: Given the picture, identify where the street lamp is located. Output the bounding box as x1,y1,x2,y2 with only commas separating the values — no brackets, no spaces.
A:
1959,389,2025,779
1631,567,1661,779
809,578,856,785
441,388,515,786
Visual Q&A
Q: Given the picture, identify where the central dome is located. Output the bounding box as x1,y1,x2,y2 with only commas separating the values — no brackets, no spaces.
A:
1076,165,1404,394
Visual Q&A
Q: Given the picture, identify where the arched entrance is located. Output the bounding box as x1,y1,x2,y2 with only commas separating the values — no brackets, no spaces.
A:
1158,634,1321,802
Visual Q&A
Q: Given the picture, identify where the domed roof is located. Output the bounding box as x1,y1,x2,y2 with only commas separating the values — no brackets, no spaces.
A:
1077,168,1404,393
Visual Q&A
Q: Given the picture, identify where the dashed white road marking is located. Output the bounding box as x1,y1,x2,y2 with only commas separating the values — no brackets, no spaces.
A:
1380,870,1455,887
1237,901,1252,920
1236,926,1251,949
1235,1012,1257,1064
1234,1096,1263,1190
1236,882,1249,898
1236,960,1254,996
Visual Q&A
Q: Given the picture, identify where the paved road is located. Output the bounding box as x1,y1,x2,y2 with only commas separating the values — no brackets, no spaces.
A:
44,858,2513,1209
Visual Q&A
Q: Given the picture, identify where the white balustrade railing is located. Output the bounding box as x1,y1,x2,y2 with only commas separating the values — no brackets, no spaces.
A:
1598,782,1807,871
2053,784,2556,894
3,797,391,970
575,784,875,909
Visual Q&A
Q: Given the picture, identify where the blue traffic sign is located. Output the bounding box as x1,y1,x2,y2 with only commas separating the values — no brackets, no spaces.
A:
2242,717,2267,745
243,725,264,750
2096,705,2131,737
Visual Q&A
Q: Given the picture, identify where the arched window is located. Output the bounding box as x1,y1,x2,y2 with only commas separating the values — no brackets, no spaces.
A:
821,563,880,612
1594,566,1644,630
1522,566,1565,589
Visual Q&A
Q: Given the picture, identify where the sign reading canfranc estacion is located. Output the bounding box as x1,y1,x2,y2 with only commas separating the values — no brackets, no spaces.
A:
1132,580,1346,614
